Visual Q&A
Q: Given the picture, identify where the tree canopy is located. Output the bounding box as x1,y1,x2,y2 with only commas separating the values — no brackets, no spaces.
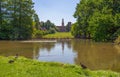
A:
40,20,57,34
0,0,35,40
72,0,120,42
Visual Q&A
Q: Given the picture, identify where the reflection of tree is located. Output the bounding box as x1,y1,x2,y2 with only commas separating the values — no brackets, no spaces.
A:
112,45,120,72
71,39,120,72
0,41,56,59
39,42,55,53
62,41,64,54
33,44,40,59
0,42,54,58
0,42,39,59
57,39,72,51
65,40,72,49
115,45,120,53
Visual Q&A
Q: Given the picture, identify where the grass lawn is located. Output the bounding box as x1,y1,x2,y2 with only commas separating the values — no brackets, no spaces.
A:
43,32,74,39
0,56,119,77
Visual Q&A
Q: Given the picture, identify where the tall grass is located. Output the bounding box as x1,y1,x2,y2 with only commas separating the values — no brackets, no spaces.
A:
0,56,119,77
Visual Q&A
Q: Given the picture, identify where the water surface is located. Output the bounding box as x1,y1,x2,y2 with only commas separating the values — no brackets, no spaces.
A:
0,39,120,72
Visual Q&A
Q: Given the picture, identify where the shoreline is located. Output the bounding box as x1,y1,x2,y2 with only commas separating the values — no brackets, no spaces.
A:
0,56,119,77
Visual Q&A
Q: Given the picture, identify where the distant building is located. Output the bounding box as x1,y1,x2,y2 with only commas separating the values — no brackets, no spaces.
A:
57,19,72,32
56,19,66,32
66,22,72,32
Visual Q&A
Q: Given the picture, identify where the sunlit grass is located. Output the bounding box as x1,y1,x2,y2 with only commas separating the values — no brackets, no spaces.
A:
0,56,119,77
43,32,74,39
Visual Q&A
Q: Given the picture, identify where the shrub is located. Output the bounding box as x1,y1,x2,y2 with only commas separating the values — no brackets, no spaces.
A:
48,28,56,34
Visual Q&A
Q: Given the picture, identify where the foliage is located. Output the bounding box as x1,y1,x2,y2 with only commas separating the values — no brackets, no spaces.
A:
66,22,72,32
0,56,119,77
32,30,44,38
32,20,57,38
43,32,73,39
33,13,41,30
0,0,35,40
72,0,120,42
48,28,56,34
40,20,57,34
71,22,82,38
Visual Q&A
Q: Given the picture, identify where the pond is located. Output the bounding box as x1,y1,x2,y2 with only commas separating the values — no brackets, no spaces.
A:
0,39,120,72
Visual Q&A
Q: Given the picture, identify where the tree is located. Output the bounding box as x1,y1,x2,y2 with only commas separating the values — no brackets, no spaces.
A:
72,0,120,41
0,0,12,40
0,0,35,40
40,20,57,34
66,22,72,32
0,0,2,25
71,22,81,38
33,13,40,30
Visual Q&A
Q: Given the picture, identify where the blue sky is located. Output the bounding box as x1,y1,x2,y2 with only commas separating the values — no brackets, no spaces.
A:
33,0,80,26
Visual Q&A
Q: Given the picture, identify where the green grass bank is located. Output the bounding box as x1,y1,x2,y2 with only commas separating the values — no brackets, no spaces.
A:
0,56,119,77
43,32,74,39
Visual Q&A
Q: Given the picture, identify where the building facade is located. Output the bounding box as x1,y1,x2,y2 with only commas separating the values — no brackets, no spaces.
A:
57,19,72,32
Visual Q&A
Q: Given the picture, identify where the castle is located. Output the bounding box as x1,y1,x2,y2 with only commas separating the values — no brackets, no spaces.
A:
56,19,72,32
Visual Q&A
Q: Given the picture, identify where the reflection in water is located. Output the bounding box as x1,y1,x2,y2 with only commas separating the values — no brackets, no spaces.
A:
71,40,120,72
0,40,120,72
38,40,76,64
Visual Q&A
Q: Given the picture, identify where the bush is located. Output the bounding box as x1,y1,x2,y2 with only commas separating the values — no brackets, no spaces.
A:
48,28,56,34
35,30,43,38
32,29,47,38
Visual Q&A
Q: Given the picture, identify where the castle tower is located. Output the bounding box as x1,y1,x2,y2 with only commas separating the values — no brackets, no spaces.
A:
62,18,64,27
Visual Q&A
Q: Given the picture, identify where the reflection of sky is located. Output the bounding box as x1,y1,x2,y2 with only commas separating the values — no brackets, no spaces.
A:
38,42,77,64
0,40,120,72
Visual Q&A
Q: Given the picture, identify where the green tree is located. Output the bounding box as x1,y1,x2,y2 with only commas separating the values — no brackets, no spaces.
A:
0,0,35,40
66,22,72,32
71,22,81,38
33,13,40,30
73,0,120,41
40,20,57,34
0,0,12,40
0,0,2,25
